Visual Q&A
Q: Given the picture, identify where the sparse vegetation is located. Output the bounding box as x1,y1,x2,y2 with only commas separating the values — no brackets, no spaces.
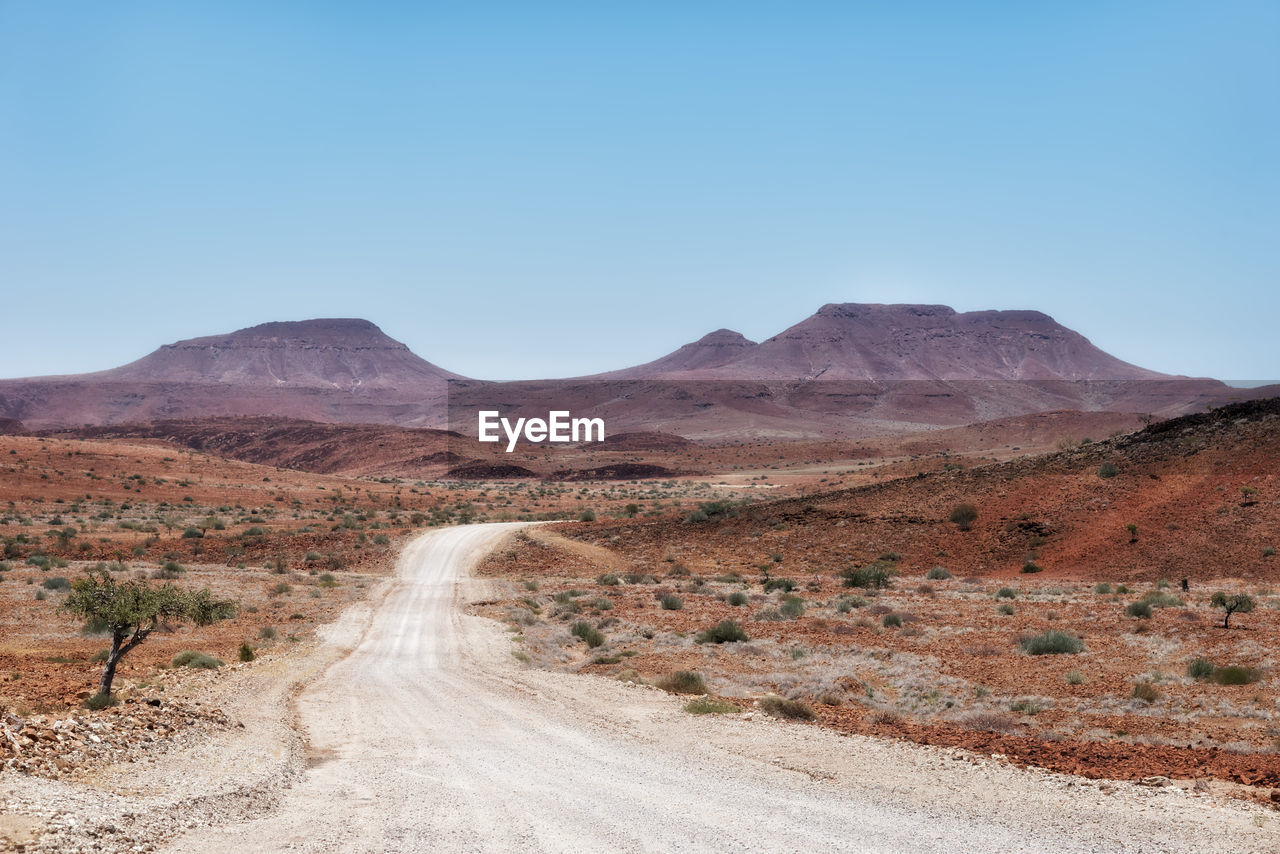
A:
656,670,707,694
695,620,748,644
757,694,816,721
570,621,605,648
683,697,738,715
1210,591,1255,628
1019,630,1084,655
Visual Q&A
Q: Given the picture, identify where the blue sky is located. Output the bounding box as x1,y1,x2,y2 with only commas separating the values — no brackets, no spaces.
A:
1,2,1276,381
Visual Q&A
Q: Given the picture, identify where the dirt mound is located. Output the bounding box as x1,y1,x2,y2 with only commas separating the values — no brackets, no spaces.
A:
446,462,540,479
594,431,696,451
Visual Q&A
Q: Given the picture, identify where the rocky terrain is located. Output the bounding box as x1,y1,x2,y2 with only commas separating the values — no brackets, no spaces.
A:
476,398,1280,799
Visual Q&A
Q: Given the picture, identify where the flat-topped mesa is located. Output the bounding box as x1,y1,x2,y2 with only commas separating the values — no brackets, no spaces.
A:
100,318,465,389
715,302,1170,382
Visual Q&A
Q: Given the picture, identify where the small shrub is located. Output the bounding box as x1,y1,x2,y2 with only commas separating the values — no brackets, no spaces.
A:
995,587,1017,599
659,594,684,610
578,509,596,522
926,566,952,580
1125,601,1152,619
841,562,896,590
1187,657,1215,680
170,650,224,669
695,620,748,644
84,693,119,711
997,603,1015,616
949,503,978,531
758,694,816,721
1132,682,1159,703
882,613,902,628
657,670,707,695
238,642,256,662
778,595,805,619
1211,665,1261,686
1098,463,1119,479
597,573,620,586
1140,590,1183,608
1019,630,1084,655
259,626,279,640
41,576,71,590
317,573,338,588
727,591,748,607
1065,670,1084,685
1094,582,1113,594
1020,562,1043,574
684,697,738,715
835,595,867,612
570,621,605,648
762,578,796,593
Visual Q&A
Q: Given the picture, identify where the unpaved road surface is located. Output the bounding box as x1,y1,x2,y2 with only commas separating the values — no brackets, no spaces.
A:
166,523,1278,853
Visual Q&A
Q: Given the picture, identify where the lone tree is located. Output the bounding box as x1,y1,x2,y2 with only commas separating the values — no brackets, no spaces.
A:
60,566,236,700
1209,591,1255,629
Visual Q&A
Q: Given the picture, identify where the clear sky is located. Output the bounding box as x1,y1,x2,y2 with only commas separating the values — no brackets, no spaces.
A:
2,2,1276,382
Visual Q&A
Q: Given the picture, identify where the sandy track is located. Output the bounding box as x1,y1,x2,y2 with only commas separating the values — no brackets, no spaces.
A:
165,523,1277,853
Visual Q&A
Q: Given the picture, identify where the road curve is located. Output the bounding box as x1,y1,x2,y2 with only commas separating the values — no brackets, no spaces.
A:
166,523,1277,853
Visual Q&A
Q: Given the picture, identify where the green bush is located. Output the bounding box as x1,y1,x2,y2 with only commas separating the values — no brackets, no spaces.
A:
1094,582,1113,594
882,613,902,628
997,603,1015,616
571,621,605,648
1019,630,1084,655
181,526,204,538
1211,665,1261,685
995,587,1017,599
758,694,816,721
578,509,596,522
259,626,279,640
597,573,620,586
659,594,684,610
1139,591,1183,608
1020,562,1043,574
684,697,738,715
727,591,748,607
657,670,707,694
1098,463,1119,478
170,651,224,669
1065,670,1084,685
1125,601,1152,618
926,566,953,580
695,620,748,644
763,578,796,593
41,576,71,590
835,595,868,613
1186,657,1215,680
83,693,119,710
238,642,255,662
778,595,805,619
841,562,896,590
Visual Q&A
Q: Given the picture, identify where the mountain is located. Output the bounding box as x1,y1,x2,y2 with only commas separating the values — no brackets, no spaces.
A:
594,329,757,378
0,319,470,429
0,306,1264,435
617,304,1168,381
101,318,463,387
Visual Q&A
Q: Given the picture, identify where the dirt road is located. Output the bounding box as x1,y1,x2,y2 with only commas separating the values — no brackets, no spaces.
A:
165,523,1277,853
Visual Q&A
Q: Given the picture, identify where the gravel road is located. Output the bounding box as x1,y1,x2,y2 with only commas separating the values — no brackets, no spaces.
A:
164,523,1279,853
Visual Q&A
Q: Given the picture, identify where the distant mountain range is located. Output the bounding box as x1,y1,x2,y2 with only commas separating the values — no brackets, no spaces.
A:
0,305,1268,437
